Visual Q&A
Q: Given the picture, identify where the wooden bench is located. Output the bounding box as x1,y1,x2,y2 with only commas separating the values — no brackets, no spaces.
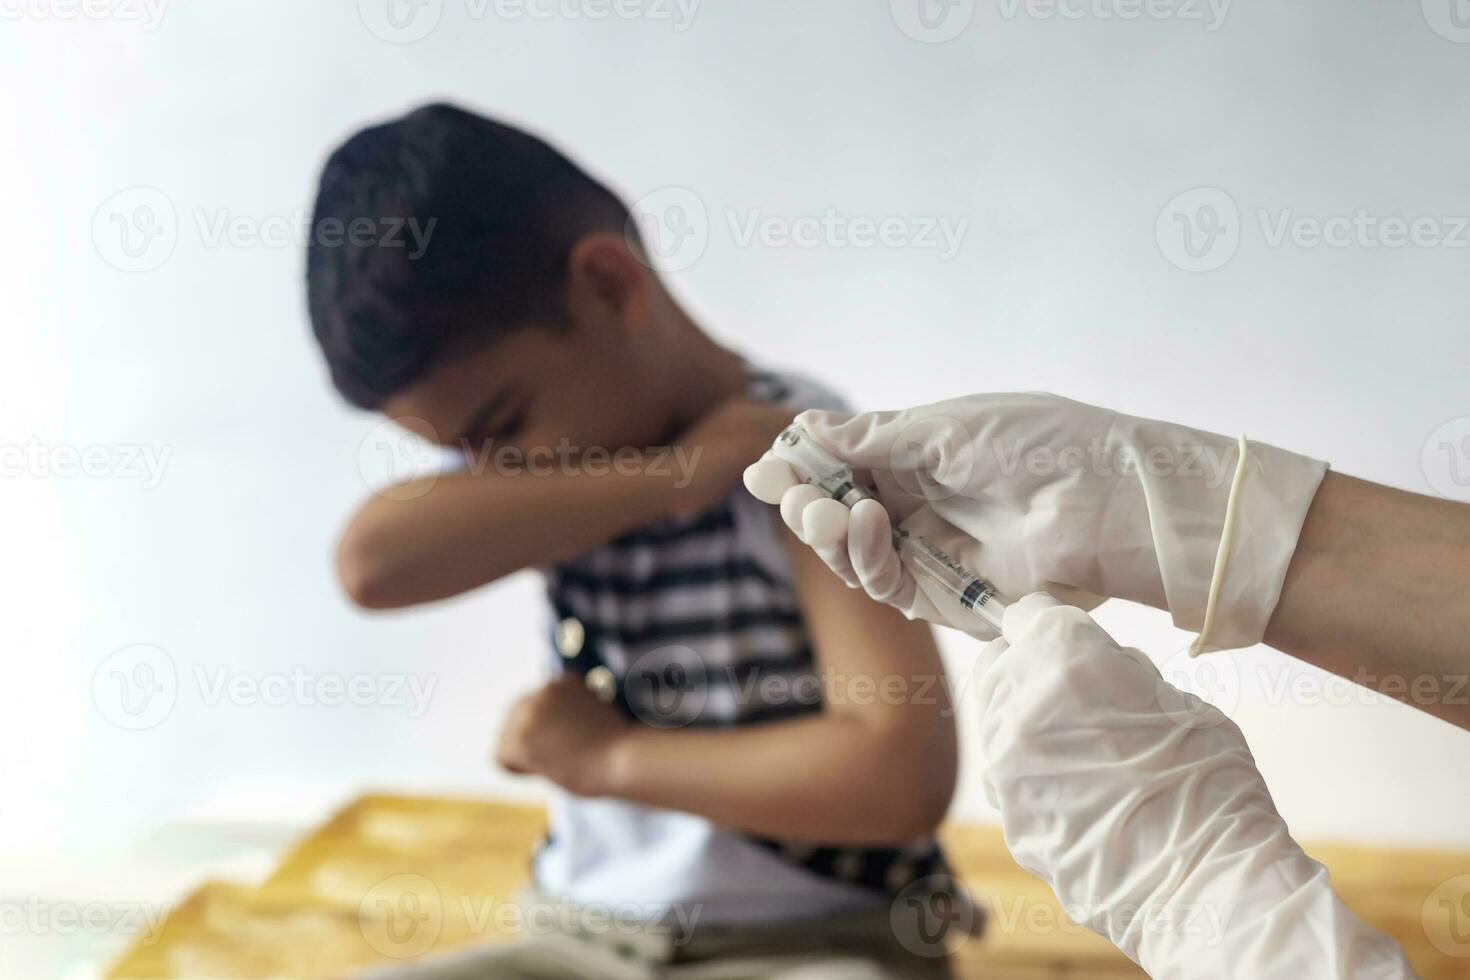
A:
107,793,1470,979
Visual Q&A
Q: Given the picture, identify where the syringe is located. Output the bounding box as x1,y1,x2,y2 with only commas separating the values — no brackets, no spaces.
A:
771,424,1009,632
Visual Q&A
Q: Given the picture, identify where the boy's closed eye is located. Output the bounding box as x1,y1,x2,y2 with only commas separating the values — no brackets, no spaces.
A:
459,393,528,454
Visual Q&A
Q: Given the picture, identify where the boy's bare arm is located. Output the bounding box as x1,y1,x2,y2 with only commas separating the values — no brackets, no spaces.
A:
337,401,792,608
561,528,959,843
339,462,675,609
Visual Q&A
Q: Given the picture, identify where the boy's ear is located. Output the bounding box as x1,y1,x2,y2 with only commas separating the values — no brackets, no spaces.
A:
565,232,653,335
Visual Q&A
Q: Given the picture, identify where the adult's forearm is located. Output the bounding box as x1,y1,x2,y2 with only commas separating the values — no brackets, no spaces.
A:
1266,471,1470,730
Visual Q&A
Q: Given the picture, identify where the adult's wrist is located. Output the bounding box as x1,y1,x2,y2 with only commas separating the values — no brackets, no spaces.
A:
1177,438,1328,653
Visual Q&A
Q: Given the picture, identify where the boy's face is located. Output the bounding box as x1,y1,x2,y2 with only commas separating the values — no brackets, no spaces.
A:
381,322,677,464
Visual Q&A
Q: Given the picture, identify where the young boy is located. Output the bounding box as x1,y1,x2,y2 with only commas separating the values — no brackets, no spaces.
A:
308,103,965,979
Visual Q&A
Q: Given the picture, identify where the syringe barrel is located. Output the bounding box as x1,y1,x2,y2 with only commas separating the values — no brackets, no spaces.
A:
772,423,1008,632
896,533,1008,632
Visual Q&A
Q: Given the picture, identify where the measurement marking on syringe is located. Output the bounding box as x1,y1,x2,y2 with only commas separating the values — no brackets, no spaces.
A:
961,579,995,610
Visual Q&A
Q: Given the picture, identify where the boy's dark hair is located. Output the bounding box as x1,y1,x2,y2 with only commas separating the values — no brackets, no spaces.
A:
307,102,630,409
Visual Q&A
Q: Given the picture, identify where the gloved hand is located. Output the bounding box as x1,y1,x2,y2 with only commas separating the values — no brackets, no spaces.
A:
977,594,1412,979
744,393,1327,652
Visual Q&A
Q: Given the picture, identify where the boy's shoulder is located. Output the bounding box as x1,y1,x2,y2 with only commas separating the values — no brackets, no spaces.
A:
553,366,850,573
746,365,851,415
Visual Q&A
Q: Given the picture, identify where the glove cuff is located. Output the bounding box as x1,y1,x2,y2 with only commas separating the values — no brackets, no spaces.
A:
1178,437,1327,653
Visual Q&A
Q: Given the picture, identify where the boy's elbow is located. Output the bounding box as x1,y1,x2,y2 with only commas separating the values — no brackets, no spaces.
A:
882,723,957,837
829,705,956,838
875,764,952,839
337,530,407,610
908,777,954,837
864,785,950,841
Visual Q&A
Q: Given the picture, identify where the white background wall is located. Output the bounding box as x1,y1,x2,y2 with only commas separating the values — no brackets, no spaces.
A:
5,0,1470,887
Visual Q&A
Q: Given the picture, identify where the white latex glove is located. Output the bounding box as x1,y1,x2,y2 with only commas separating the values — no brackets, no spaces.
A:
744,393,1327,652
978,594,1413,979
